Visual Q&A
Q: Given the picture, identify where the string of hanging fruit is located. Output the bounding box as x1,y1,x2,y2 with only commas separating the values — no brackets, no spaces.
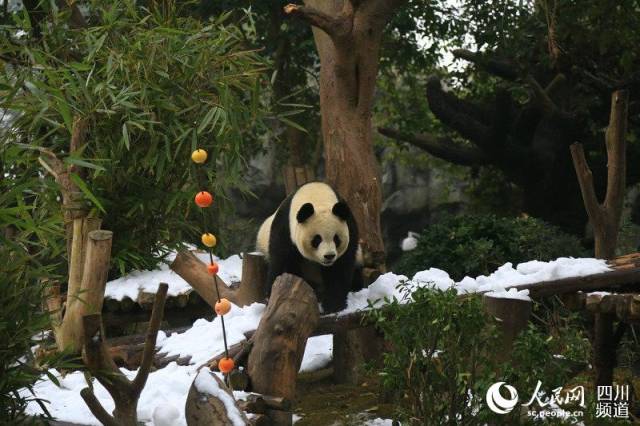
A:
191,148,234,375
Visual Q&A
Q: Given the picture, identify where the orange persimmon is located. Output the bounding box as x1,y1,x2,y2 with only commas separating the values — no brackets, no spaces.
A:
218,357,234,373
195,191,213,208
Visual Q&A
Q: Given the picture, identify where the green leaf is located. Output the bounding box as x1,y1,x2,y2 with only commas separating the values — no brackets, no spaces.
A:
279,117,308,133
122,123,130,150
64,157,106,172
69,173,106,214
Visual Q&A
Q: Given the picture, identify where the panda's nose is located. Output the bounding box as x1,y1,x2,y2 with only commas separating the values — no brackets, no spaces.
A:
324,253,336,261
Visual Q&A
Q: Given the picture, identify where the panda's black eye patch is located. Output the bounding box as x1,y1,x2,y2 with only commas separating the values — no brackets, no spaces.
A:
311,235,322,249
334,234,341,248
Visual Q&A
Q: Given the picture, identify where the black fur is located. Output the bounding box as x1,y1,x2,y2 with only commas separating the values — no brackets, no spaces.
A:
266,188,359,313
296,202,315,223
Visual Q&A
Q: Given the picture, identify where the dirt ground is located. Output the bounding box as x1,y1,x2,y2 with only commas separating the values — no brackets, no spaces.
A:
294,370,398,426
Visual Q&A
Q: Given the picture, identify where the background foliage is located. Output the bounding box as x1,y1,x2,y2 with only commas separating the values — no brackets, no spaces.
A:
1,0,270,274
396,214,588,280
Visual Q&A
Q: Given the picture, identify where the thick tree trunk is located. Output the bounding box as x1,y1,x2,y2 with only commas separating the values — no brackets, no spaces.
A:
287,0,405,268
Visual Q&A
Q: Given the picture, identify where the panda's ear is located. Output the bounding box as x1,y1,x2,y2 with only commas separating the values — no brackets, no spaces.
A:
296,203,315,223
332,202,350,221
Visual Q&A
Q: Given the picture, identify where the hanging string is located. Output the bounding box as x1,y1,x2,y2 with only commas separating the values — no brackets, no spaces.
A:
191,124,231,367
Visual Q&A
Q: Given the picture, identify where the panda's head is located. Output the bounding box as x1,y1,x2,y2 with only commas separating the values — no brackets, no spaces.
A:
294,201,350,266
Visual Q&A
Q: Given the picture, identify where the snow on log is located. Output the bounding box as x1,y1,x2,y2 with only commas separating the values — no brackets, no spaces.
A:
185,368,250,426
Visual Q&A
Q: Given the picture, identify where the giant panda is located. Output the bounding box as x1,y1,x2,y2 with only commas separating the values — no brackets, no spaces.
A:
256,182,363,313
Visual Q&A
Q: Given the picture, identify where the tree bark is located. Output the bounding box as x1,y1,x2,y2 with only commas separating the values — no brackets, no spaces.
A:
247,273,319,424
185,370,250,426
482,294,532,361
286,0,406,268
80,283,168,426
570,90,628,258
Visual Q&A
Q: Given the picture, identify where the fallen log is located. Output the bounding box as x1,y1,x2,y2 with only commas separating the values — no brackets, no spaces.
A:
170,250,268,309
509,267,640,298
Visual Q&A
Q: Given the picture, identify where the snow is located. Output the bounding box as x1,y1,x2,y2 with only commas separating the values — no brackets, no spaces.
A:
194,369,245,426
24,255,610,424
365,418,394,425
299,334,333,373
104,252,243,301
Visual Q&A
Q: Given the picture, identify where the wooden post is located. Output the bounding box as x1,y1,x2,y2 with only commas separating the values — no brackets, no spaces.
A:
482,295,532,361
235,252,268,307
570,90,628,259
58,229,113,352
594,312,616,388
80,283,168,426
248,274,319,425
332,326,383,385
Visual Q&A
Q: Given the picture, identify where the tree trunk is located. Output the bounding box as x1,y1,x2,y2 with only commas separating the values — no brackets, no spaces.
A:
570,90,628,258
287,0,405,268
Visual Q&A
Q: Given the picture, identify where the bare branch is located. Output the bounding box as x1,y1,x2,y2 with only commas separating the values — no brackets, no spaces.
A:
603,90,628,215
132,283,168,394
284,4,352,40
570,142,604,229
426,76,493,150
378,127,489,166
80,388,118,426
452,49,519,81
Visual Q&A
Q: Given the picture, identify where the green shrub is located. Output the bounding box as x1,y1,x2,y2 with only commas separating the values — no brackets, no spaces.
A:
0,147,66,422
369,285,591,425
368,285,501,424
395,214,588,280
0,1,272,274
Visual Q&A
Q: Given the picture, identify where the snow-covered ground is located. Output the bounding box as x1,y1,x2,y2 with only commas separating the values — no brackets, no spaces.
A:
23,254,610,425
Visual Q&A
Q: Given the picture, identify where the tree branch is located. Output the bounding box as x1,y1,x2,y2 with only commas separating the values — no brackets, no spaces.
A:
284,4,352,40
426,76,493,150
452,49,519,81
570,142,604,229
378,127,489,166
132,283,168,394
79,388,118,426
603,90,628,215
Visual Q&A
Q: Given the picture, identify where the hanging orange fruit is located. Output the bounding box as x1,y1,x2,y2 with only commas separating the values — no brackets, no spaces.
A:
195,191,213,208
218,357,234,373
191,149,208,164
215,298,231,316
201,233,217,247
207,262,219,275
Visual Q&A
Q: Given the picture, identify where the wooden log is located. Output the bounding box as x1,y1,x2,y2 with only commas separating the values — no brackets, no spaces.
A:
247,274,319,425
185,370,250,426
483,294,532,361
509,267,640,298
59,230,113,352
235,252,268,307
169,250,234,308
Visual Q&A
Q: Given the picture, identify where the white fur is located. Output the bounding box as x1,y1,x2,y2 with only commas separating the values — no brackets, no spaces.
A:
256,214,274,259
255,182,350,266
